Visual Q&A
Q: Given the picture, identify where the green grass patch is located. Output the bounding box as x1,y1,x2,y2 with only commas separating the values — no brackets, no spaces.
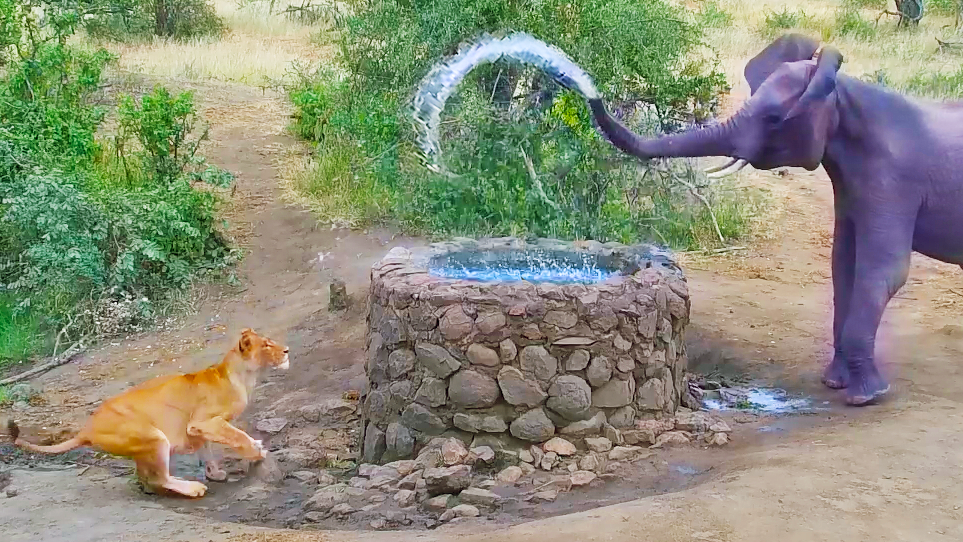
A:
0,295,45,368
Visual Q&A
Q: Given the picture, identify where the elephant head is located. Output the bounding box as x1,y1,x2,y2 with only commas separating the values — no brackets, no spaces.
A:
588,33,844,176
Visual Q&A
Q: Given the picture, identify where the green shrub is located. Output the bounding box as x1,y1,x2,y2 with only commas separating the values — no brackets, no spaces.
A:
698,0,734,28
0,1,235,362
289,0,754,247
49,0,224,42
928,0,962,16
834,7,878,39
760,7,811,37
903,67,963,98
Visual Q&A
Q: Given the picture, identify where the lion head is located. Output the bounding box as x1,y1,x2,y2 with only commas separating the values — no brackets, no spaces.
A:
237,328,290,370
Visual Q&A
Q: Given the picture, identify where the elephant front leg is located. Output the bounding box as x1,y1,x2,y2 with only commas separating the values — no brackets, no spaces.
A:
823,216,856,389
838,215,913,405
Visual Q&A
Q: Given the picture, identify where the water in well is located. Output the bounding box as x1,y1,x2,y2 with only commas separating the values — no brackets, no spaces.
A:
427,247,620,284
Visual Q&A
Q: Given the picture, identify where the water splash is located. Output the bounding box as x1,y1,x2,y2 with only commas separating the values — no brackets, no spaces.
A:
428,248,617,284
703,387,814,414
411,32,600,171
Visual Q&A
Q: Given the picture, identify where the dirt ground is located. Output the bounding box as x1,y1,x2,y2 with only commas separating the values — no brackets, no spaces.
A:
2,75,963,542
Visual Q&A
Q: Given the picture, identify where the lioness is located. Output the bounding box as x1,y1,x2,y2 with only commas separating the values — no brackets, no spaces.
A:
7,328,290,498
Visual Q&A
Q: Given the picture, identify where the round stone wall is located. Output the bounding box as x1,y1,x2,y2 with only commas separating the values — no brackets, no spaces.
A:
360,237,690,464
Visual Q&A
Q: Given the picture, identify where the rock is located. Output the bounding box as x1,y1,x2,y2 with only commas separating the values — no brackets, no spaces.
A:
369,475,397,489
383,422,416,460
709,420,732,433
449,370,500,408
466,344,500,367
586,356,613,387
651,431,690,448
614,334,632,352
416,342,461,378
707,432,730,446
518,449,534,463
298,405,322,423
459,487,502,507
497,366,547,407
388,348,417,379
565,350,590,371
329,279,348,311
636,378,666,411
579,453,600,472
318,472,337,487
675,412,712,433
362,424,387,464
414,377,448,407
394,489,417,507
234,484,270,502
540,451,558,471
304,485,349,512
273,447,323,469
592,378,635,408
384,460,417,476
398,470,423,489
255,417,288,434
468,446,495,464
424,465,472,495
401,403,447,435
476,310,506,335
252,453,284,484
330,503,354,516
365,390,390,423
509,408,555,442
608,445,647,461
608,405,636,428
451,504,481,518
423,494,455,512
303,511,327,523
322,398,358,417
542,437,577,456
553,337,595,346
498,339,517,362
415,447,444,470
519,346,558,382
546,375,592,421
369,518,387,530
530,446,544,467
544,310,578,329
531,489,558,502
358,463,398,478
442,438,469,465
453,412,508,433
496,466,523,484
289,471,318,483
570,470,597,487
519,462,536,476
616,357,635,372
584,437,613,453
559,412,606,438
439,305,473,341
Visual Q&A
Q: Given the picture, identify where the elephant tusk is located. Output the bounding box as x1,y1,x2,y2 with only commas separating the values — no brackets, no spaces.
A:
706,158,748,179
703,157,739,174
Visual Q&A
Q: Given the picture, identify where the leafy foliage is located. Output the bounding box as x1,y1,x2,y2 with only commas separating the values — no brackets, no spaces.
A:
45,0,224,42
288,0,755,246
0,1,234,364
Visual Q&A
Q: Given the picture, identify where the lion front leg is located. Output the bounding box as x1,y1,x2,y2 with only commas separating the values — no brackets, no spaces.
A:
186,417,266,462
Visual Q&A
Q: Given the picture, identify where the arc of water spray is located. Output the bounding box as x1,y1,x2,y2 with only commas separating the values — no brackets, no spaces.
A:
411,32,745,179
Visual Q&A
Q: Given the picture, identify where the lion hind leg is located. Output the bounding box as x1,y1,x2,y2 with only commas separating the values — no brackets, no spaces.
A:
134,429,207,498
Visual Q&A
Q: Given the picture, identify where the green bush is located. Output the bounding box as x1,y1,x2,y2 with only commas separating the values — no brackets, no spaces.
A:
760,7,811,37
0,1,235,365
48,0,224,42
289,0,755,246
834,7,878,39
698,0,734,28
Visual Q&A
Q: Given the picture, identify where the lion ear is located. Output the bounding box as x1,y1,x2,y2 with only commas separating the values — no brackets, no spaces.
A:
239,329,255,355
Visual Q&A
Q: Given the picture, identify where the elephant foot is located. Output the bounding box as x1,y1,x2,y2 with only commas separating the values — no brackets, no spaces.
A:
821,356,849,389
845,365,890,406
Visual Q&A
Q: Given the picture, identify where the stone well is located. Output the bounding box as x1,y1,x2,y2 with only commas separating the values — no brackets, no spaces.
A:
360,237,690,464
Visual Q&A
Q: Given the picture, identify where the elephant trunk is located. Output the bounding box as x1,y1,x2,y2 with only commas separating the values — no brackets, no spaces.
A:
588,98,740,160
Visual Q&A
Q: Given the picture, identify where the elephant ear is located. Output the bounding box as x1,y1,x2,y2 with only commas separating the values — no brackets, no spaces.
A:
743,33,820,95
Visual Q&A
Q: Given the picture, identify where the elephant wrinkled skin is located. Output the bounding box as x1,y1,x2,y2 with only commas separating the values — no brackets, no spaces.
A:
588,33,963,406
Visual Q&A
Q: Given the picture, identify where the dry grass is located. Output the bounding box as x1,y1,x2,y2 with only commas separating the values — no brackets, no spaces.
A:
702,0,963,96
99,0,334,86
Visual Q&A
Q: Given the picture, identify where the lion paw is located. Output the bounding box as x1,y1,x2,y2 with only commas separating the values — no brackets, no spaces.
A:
247,439,268,461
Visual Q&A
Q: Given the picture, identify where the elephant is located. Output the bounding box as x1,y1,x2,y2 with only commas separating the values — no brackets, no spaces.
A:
586,33,963,406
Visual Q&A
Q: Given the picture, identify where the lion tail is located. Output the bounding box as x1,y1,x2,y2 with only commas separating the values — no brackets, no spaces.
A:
8,419,87,454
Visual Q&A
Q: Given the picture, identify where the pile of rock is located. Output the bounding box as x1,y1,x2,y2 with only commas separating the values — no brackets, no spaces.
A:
361,238,692,465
